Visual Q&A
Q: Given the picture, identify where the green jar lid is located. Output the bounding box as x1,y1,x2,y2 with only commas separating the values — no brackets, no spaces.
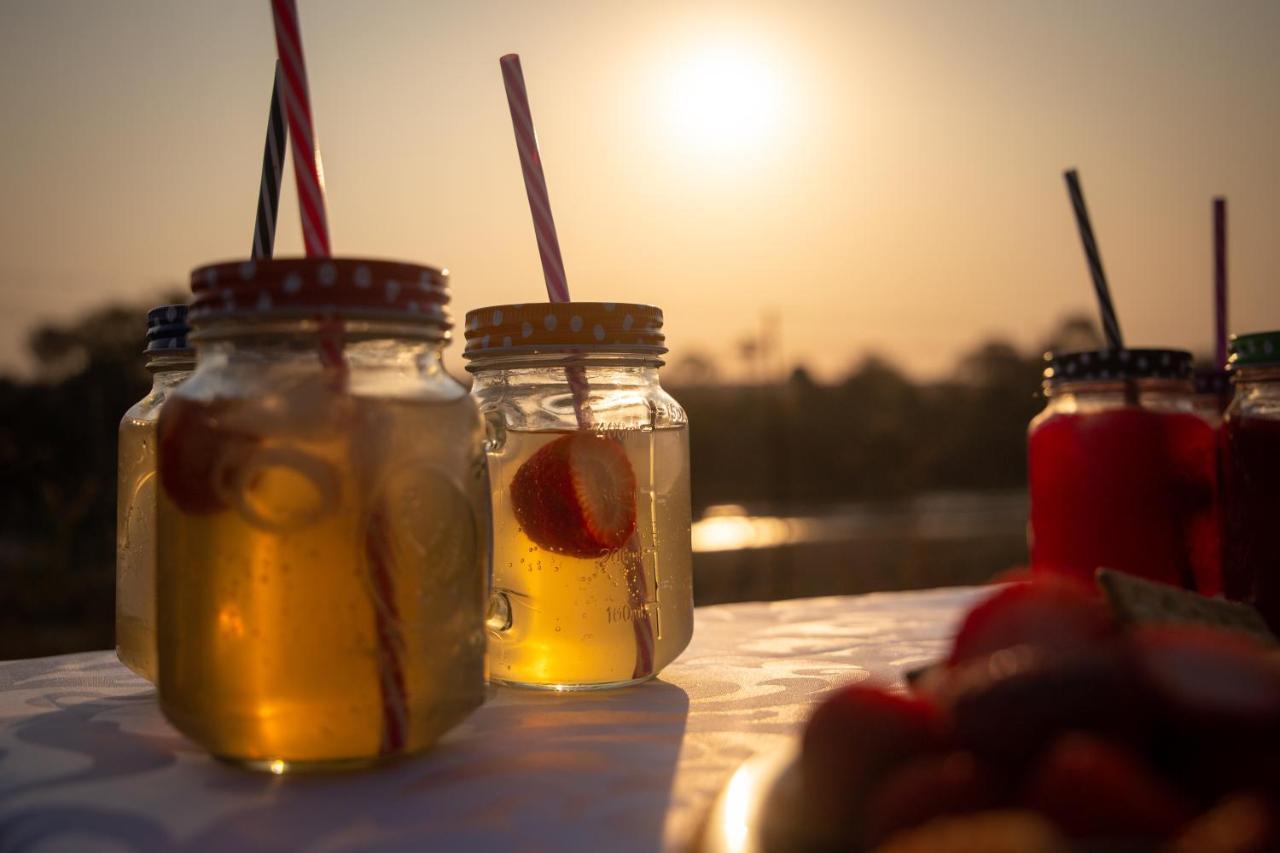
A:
1228,331,1280,368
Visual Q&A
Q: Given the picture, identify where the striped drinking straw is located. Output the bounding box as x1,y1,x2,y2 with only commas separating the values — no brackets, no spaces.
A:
270,0,331,258
1064,169,1124,350
251,61,287,260
499,54,654,679
269,0,408,755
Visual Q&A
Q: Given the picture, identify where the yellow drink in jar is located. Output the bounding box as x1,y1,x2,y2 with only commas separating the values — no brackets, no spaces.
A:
486,426,694,688
157,379,487,768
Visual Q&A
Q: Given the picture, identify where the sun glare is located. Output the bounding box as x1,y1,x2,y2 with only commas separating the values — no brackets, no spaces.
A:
658,40,788,164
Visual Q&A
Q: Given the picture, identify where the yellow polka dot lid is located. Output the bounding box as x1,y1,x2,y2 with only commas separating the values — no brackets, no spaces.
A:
462,303,666,359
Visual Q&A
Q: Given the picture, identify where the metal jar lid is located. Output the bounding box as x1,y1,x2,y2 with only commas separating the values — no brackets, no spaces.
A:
188,258,450,329
1044,348,1193,384
1228,331,1280,369
146,304,191,353
462,302,666,360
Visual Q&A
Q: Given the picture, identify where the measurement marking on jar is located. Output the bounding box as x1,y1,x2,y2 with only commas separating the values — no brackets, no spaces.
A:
605,603,654,625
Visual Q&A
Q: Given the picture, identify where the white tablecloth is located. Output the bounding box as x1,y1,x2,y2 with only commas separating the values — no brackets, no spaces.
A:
0,587,984,852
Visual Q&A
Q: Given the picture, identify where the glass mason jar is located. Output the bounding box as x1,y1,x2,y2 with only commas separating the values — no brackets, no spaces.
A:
156,258,488,770
1221,331,1280,630
1192,367,1233,424
117,304,195,681
1027,348,1219,593
465,302,694,690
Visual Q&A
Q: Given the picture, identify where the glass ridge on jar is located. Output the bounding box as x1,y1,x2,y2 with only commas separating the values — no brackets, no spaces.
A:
155,258,488,770
465,302,694,690
1027,348,1220,594
116,304,195,681
1221,331,1280,631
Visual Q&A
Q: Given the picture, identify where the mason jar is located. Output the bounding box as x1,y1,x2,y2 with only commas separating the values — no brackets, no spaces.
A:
1221,331,1280,630
1192,367,1232,423
116,304,195,681
1027,348,1219,593
155,258,488,770
465,302,693,690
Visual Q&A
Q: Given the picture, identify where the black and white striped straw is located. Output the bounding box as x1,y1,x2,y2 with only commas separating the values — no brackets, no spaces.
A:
1064,169,1124,350
251,61,287,260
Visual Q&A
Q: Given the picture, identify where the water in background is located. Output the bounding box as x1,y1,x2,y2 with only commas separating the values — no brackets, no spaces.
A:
691,490,1028,605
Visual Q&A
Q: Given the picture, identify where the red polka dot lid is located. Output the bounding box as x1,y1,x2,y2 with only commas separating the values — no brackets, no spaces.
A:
188,258,449,328
462,303,665,359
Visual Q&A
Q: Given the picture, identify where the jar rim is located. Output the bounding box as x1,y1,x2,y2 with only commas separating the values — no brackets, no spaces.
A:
466,349,665,373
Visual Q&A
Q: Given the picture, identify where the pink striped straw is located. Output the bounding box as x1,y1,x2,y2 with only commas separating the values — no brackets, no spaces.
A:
499,53,593,429
268,0,408,755
500,54,570,303
271,0,331,258
499,54,653,678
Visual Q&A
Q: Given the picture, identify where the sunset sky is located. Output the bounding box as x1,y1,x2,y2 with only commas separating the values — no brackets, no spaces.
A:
1,0,1277,381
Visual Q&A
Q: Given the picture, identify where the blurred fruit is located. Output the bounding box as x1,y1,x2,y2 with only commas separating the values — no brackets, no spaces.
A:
948,579,1116,668
866,751,997,845
158,396,259,514
800,683,949,831
944,645,1152,777
1134,626,1280,799
1169,794,1279,853
874,810,1066,853
1025,732,1192,840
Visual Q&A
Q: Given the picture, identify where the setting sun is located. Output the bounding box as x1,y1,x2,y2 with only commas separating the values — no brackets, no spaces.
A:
656,39,788,163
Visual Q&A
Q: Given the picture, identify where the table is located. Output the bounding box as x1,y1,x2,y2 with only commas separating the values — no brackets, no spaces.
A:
0,587,984,852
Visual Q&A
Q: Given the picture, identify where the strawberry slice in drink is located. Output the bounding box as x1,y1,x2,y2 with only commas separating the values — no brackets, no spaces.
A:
158,395,260,514
509,432,637,558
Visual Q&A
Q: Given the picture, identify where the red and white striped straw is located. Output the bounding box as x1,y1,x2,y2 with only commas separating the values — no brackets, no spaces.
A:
500,54,571,303
499,53,593,429
268,0,407,755
271,0,331,258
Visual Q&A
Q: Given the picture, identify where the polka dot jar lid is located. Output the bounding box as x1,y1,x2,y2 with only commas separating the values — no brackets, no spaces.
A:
146,304,191,353
188,258,449,328
1044,348,1193,384
1229,331,1280,369
462,302,666,360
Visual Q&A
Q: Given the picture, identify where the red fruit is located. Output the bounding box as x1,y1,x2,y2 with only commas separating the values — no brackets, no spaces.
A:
1026,733,1193,840
1132,626,1280,798
948,579,1116,667
944,646,1153,778
158,395,259,514
866,751,997,845
509,433,637,557
800,683,950,832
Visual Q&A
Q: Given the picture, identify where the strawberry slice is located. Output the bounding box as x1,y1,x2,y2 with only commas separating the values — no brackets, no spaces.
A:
158,395,259,514
509,432,637,557
948,578,1117,667
1026,733,1193,840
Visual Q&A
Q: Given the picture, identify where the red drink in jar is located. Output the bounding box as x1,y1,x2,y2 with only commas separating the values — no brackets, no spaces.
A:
1028,349,1219,593
1221,331,1280,630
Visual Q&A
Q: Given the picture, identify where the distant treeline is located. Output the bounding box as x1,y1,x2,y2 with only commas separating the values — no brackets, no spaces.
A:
0,297,1100,658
